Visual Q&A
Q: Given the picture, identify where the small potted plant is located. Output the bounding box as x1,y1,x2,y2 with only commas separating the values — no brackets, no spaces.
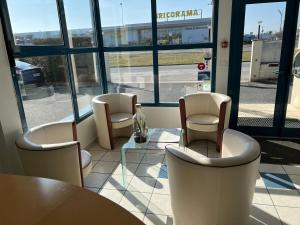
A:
133,104,148,143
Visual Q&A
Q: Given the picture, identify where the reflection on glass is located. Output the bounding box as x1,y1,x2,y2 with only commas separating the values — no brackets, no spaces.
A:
156,0,213,45
238,2,286,127
63,0,96,47
159,49,212,102
105,51,154,102
99,0,152,47
16,56,73,128
71,53,102,116
7,0,63,45
284,7,300,128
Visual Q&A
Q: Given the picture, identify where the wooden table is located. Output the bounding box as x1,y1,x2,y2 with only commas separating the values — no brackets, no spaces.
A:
0,174,144,225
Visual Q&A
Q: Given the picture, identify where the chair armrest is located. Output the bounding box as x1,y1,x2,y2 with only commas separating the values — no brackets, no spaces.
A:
16,133,79,151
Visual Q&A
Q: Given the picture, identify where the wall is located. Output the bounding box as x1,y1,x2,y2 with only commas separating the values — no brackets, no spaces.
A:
0,18,23,173
77,115,97,148
215,0,233,94
249,40,280,81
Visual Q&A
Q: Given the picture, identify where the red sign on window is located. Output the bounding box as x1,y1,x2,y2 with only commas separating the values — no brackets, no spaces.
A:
197,63,205,71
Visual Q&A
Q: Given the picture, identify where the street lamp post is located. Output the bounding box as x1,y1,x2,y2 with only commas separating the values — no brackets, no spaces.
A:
278,9,283,33
257,21,262,39
120,1,124,27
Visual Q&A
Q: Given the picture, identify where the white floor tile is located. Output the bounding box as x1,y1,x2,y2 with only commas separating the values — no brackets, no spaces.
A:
92,161,119,173
125,152,145,163
129,212,145,221
88,150,106,160
101,151,121,162
269,189,300,207
84,173,109,188
84,187,99,193
135,164,162,177
249,204,282,225
288,175,300,189
102,174,133,190
147,194,172,216
259,164,286,174
153,178,170,195
252,188,273,205
144,214,173,225
113,163,139,176
120,191,151,213
128,176,156,193
141,153,165,164
276,206,300,225
282,165,300,175
99,189,125,204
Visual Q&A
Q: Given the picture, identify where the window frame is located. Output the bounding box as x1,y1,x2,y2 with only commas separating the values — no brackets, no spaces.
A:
0,0,219,131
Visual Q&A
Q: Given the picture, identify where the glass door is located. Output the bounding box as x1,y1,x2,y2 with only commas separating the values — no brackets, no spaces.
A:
228,0,300,137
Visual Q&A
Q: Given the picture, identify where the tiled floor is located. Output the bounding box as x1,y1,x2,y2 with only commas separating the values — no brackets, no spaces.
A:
84,139,300,225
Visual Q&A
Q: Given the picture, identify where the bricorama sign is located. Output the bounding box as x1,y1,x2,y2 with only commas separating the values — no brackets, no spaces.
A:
157,9,200,19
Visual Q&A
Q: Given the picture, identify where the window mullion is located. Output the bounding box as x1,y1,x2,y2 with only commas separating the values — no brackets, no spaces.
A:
151,0,159,104
93,0,108,94
56,0,80,121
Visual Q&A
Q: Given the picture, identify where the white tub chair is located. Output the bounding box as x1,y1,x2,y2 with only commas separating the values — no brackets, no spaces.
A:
165,129,261,225
179,92,231,152
92,93,137,150
16,121,92,187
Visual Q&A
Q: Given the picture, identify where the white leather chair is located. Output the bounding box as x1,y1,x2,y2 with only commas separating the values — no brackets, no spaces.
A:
16,121,92,187
165,129,261,225
92,93,137,150
179,92,231,151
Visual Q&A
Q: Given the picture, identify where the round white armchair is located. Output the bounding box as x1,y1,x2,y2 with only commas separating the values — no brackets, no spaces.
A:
16,121,92,187
165,129,261,225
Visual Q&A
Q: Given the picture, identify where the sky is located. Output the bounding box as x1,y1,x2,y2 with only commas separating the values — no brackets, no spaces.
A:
5,0,297,34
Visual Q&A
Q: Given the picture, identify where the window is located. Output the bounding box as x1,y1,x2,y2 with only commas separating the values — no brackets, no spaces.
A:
64,0,96,47
156,0,213,45
71,53,102,116
1,0,217,130
105,51,154,103
16,56,73,128
99,0,152,47
159,49,212,102
7,0,63,46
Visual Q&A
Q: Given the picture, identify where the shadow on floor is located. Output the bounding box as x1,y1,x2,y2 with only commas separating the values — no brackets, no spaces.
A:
255,138,300,165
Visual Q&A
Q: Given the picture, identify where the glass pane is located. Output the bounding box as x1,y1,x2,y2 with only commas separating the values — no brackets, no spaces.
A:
7,0,63,46
238,2,286,127
105,51,154,102
16,56,74,128
156,0,213,45
99,0,152,47
159,49,212,102
63,0,96,47
71,53,102,116
285,7,300,128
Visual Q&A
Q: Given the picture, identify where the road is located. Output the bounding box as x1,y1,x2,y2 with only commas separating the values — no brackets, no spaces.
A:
22,60,280,128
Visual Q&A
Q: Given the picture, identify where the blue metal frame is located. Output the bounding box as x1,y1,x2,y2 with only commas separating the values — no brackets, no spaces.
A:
228,0,300,138
1,0,219,130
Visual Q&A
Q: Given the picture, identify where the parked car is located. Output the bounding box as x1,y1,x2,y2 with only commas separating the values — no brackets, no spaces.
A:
15,60,45,86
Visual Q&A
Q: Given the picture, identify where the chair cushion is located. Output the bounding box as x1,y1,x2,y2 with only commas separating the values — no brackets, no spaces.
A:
186,114,219,132
111,113,133,129
81,150,92,177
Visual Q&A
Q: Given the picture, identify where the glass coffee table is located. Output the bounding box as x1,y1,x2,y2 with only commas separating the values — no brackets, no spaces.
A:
121,128,181,187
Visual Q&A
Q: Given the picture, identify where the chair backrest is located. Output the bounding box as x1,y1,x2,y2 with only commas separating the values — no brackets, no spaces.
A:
183,92,231,118
16,122,83,187
165,129,260,225
93,93,135,114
